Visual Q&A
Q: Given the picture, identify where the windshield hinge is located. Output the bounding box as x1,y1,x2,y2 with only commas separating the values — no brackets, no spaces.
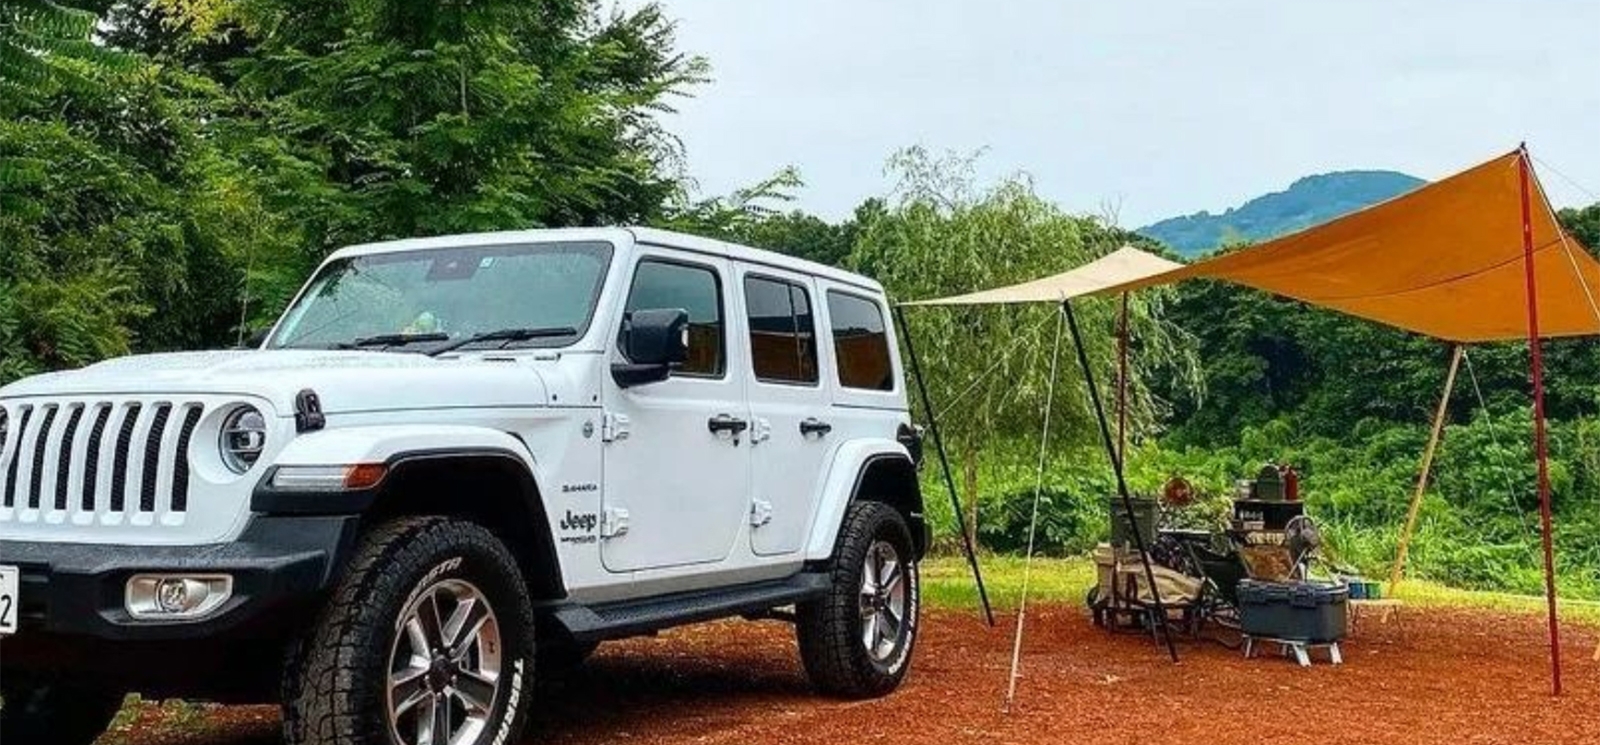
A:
601,411,631,443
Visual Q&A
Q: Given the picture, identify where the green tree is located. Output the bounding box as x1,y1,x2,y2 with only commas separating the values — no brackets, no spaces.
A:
0,0,119,111
1161,202,1600,448
850,147,1200,541
187,0,707,259
1561,203,1600,253
0,1,300,383
658,166,878,268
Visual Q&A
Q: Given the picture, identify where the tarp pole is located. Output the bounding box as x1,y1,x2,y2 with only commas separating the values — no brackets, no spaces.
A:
1518,145,1562,696
1117,292,1130,462
893,305,995,626
1389,344,1463,589
1063,299,1179,663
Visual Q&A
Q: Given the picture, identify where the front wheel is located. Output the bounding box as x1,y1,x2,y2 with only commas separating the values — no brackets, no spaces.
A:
796,500,920,699
283,517,537,745
0,674,124,745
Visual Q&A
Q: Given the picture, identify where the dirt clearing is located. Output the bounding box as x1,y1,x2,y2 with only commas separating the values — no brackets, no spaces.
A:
102,604,1599,745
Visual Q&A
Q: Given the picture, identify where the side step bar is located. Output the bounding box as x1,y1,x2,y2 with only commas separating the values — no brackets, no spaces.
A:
551,572,831,643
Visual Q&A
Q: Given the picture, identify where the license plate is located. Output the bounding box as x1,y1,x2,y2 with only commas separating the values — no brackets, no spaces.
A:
0,565,18,635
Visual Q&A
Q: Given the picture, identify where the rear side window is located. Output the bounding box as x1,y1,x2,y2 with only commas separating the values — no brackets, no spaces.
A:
625,260,724,377
744,276,818,385
827,291,894,391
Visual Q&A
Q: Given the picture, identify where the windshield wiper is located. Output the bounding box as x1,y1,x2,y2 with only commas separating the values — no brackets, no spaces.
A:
332,332,450,350
428,326,579,356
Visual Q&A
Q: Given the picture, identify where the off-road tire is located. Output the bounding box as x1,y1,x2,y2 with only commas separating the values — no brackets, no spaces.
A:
796,500,920,699
283,516,537,745
0,674,124,745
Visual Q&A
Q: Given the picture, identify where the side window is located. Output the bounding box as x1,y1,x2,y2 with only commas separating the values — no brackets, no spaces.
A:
827,291,894,391
624,260,724,377
744,276,818,385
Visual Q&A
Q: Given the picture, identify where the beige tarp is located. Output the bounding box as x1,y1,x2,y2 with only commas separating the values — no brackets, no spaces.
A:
907,149,1600,344
900,245,1183,306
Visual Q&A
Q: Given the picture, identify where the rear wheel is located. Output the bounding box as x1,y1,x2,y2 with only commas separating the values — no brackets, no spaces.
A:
283,517,537,745
796,500,920,699
0,674,124,745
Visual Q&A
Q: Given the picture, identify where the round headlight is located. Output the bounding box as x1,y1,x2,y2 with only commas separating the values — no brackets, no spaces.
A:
220,406,268,474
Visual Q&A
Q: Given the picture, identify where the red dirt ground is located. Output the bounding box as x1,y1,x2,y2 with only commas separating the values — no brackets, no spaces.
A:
105,605,1599,745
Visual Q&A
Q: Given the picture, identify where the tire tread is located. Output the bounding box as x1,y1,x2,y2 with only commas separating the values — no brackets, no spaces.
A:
796,500,918,699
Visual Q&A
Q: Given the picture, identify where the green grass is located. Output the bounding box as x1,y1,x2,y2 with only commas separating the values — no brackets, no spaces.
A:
923,554,1095,611
922,554,1600,625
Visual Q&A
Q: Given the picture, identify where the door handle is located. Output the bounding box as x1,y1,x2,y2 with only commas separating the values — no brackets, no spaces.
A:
708,414,750,436
800,418,833,437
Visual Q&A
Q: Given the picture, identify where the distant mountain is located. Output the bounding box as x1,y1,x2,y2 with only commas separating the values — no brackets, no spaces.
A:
1137,170,1425,257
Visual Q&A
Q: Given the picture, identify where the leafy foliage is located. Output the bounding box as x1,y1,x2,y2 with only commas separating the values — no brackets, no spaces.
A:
850,147,1201,458
1,2,263,376
1560,203,1600,252
1,0,709,379
211,0,705,246
0,0,129,114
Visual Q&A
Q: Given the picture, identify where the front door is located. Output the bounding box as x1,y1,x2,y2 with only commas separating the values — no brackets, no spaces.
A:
738,266,835,557
601,250,751,573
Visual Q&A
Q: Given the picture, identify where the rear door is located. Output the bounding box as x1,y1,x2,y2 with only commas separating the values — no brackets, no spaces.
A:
738,266,835,557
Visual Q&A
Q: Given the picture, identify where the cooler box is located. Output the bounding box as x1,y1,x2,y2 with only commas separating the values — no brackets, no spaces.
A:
1238,579,1348,643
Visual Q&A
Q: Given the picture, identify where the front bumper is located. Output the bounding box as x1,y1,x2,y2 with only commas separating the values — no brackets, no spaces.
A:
0,514,359,642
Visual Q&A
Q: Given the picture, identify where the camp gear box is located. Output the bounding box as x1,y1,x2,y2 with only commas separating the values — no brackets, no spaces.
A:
1233,499,1304,530
1238,579,1349,642
1254,463,1286,500
1109,496,1158,548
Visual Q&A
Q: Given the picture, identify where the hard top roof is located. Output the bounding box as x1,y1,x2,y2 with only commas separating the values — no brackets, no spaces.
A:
330,226,886,295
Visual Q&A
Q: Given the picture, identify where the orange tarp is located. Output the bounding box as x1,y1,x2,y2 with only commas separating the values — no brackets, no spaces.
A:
1100,150,1600,343
910,149,1599,344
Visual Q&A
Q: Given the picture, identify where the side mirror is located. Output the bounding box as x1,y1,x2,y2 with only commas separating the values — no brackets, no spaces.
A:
612,308,690,388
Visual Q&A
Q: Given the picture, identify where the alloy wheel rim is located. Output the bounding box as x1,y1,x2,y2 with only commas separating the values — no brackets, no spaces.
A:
859,540,908,663
386,578,503,745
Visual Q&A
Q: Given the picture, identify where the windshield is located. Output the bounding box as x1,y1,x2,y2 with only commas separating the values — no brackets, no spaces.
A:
268,241,614,351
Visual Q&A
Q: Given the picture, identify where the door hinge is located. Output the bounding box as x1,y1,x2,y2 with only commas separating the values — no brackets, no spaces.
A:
601,411,631,443
601,507,630,539
749,417,772,445
750,499,774,528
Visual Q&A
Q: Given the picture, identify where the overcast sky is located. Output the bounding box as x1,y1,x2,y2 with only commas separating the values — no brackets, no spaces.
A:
650,0,1599,227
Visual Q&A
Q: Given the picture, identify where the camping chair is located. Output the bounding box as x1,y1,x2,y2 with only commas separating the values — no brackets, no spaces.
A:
1182,540,1248,633
1108,550,1206,643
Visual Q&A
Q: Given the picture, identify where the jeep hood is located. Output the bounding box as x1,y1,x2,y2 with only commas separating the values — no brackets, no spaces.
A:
0,350,552,416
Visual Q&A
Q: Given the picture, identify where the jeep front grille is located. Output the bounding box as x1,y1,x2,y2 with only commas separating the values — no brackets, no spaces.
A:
0,400,207,525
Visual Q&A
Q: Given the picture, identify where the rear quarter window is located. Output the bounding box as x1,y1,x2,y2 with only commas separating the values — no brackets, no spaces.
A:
826,291,895,391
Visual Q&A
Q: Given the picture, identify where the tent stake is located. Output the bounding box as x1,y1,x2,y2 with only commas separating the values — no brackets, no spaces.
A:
1389,344,1463,589
1063,299,1178,663
893,305,995,626
1519,145,1562,696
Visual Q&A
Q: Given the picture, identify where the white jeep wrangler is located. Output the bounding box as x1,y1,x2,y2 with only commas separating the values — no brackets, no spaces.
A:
0,228,927,745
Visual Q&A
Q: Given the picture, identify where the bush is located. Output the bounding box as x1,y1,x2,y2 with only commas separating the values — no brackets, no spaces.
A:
923,413,1600,600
